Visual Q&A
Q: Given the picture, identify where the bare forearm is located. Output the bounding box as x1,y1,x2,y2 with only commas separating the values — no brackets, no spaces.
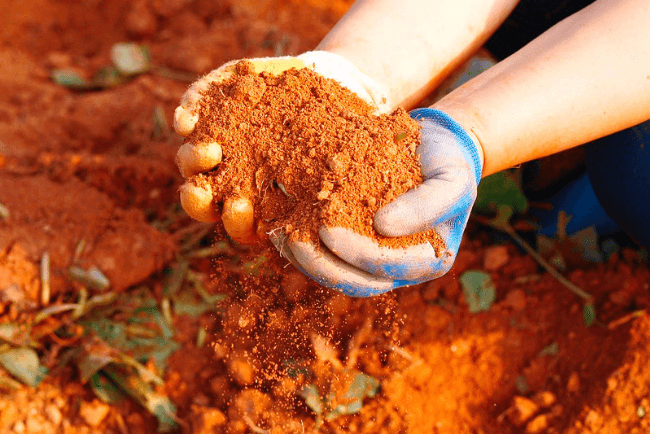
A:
317,0,519,109
434,0,650,177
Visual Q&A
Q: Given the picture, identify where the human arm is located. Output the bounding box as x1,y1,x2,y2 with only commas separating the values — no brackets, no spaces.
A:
433,0,650,176
317,0,520,111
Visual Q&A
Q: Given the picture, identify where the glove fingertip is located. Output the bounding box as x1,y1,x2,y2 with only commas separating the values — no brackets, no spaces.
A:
373,201,414,238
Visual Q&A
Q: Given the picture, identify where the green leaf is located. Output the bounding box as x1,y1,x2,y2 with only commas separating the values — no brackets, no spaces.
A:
152,105,170,139
51,69,93,90
583,303,596,327
83,295,179,369
474,170,528,215
0,202,9,220
90,371,125,404
345,373,380,401
299,384,323,416
172,291,213,317
537,341,559,357
104,364,176,431
460,270,496,313
77,338,119,381
163,261,189,296
0,348,48,387
325,372,380,420
93,66,128,88
111,43,151,75
0,323,31,346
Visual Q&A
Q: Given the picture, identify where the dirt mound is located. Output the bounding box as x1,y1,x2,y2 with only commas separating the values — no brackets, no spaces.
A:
193,61,442,248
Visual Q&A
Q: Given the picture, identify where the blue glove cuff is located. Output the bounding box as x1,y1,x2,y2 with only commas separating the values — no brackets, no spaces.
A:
410,108,483,184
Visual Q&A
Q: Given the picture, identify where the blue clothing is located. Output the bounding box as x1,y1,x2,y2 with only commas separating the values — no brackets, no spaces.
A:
586,121,650,247
485,0,649,248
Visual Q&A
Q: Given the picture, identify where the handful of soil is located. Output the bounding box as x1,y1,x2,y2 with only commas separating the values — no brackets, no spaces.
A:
190,60,443,250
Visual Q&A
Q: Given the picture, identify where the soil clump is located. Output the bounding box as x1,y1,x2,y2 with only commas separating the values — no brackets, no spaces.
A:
191,61,444,250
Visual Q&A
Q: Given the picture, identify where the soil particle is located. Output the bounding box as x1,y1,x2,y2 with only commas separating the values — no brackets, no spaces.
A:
483,244,510,271
228,353,257,386
525,414,550,433
532,390,557,408
78,399,111,427
507,396,539,426
190,405,227,434
192,62,444,250
44,404,63,426
567,371,581,394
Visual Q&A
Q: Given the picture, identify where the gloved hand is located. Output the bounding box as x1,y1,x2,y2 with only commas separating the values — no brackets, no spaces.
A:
173,51,391,243
270,108,483,297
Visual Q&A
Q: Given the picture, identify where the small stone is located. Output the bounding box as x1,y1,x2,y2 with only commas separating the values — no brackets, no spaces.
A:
317,189,331,200
192,393,210,406
12,421,25,433
584,410,602,429
230,389,272,423
637,406,646,418
504,289,527,311
25,416,48,434
125,0,157,37
483,245,510,271
532,391,557,408
79,399,110,427
210,376,229,395
326,153,350,174
190,405,226,434
507,396,539,426
228,354,256,386
45,404,63,426
567,372,581,394
609,288,632,306
525,414,549,433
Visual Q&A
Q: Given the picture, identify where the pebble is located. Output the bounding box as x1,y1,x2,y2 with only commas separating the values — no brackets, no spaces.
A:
532,390,557,408
484,245,510,271
228,355,256,386
12,421,25,433
191,406,226,434
79,399,110,427
584,410,603,429
504,289,527,311
525,414,549,433
25,416,47,434
567,372,581,394
507,396,539,426
45,404,63,426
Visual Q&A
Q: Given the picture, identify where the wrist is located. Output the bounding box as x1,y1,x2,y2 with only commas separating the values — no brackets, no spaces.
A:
410,108,484,183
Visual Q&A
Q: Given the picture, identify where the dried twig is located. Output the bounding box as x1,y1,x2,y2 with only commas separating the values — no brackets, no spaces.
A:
476,209,592,303
40,252,51,306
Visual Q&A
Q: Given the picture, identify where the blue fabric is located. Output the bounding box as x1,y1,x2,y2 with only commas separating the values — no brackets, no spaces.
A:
533,119,650,249
486,0,596,60
533,172,620,238
586,120,650,248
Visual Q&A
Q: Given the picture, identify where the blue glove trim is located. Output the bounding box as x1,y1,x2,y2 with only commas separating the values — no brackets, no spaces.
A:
410,108,483,184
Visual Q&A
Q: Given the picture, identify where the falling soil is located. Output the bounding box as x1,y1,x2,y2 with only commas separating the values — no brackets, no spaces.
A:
1,1,650,434
192,61,444,250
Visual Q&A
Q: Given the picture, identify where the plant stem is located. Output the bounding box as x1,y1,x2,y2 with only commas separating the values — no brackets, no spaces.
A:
495,222,593,302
